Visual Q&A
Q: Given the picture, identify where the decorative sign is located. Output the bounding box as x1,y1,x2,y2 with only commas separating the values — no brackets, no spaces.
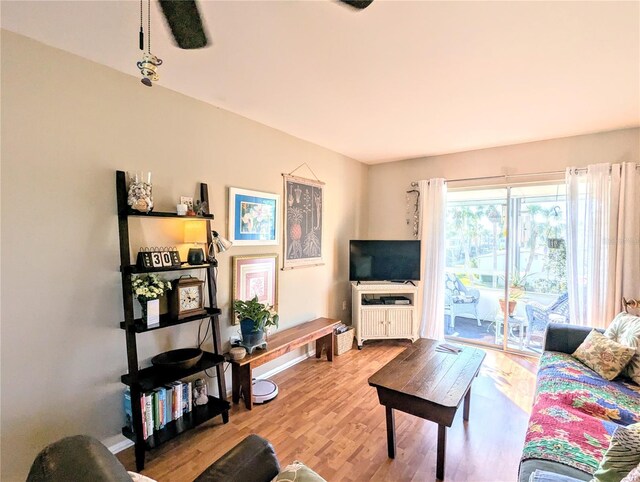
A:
136,247,181,270
283,174,324,269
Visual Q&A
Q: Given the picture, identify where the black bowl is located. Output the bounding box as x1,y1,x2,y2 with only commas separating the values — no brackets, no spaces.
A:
151,348,203,371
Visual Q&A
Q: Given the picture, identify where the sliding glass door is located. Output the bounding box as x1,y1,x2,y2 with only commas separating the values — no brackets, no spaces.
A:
444,183,567,354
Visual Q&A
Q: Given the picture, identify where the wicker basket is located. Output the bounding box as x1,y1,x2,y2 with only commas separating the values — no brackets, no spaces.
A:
334,326,355,356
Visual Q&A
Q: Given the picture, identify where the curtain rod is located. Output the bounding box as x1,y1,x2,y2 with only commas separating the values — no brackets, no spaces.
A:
408,164,639,188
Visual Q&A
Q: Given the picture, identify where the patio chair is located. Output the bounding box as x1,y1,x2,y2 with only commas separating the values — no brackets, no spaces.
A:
444,273,481,329
525,292,569,345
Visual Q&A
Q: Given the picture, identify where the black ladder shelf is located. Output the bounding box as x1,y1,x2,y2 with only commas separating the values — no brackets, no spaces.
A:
115,170,229,471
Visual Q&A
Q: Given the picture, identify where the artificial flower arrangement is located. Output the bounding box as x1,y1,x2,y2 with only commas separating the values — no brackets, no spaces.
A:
131,274,171,304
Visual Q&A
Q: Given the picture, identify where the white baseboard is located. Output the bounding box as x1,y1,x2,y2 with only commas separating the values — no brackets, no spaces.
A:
103,434,134,454
106,347,315,454
255,348,315,380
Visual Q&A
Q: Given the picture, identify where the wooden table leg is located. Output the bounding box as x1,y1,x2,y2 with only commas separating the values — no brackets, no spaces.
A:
238,363,253,410
437,424,446,480
463,387,471,421
315,333,334,361
231,363,240,404
386,406,396,459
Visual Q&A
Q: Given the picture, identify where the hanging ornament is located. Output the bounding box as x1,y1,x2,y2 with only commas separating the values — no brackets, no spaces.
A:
136,0,163,87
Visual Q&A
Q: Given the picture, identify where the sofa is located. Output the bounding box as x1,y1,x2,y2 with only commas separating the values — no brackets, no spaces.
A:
26,433,323,482
519,323,640,482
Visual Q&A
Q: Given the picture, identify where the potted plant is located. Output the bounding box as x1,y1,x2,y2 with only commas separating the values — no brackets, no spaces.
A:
131,274,171,325
233,295,279,347
499,272,528,316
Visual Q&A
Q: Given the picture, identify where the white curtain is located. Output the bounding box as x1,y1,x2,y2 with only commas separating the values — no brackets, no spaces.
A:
614,163,640,313
417,179,447,340
566,162,639,328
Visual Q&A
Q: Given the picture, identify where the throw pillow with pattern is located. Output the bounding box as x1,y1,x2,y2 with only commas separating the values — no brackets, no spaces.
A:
275,461,327,482
572,330,636,380
621,462,640,482
605,312,640,385
592,423,640,482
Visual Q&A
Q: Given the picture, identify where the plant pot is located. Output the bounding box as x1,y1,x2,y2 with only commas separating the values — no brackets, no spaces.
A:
498,299,517,316
240,318,265,347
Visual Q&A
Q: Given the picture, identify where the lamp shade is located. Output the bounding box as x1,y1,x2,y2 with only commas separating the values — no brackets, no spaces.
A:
184,221,205,244
212,231,233,253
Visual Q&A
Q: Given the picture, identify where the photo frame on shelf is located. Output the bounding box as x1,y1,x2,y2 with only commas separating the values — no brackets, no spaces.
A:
228,187,280,246
232,254,278,325
283,174,324,269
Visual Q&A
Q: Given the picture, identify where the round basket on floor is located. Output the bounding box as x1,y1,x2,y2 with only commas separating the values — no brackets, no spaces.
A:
151,348,203,371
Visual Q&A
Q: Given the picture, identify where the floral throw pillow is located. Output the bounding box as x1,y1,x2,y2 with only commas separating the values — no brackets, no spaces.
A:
621,463,640,482
572,329,636,380
592,423,640,482
275,461,327,482
605,312,640,385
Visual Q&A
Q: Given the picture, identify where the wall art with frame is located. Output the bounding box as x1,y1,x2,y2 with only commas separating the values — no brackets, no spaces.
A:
228,187,280,246
283,174,324,269
232,254,278,324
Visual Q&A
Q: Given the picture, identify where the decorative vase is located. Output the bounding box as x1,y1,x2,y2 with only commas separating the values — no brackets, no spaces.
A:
143,298,160,327
240,318,265,347
127,171,153,213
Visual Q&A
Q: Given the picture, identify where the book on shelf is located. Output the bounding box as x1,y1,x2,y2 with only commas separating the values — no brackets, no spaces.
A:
144,393,154,438
164,385,173,425
171,381,182,420
153,388,166,430
124,378,205,439
182,382,191,414
141,393,147,440
124,388,133,432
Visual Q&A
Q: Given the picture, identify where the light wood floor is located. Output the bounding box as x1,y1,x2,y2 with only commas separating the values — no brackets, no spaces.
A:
118,340,538,482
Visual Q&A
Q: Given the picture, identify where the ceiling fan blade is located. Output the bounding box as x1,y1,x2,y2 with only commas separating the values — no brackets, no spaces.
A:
338,0,374,10
158,0,209,49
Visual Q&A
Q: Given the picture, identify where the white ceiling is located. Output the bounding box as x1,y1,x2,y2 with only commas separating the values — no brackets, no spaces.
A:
2,1,639,164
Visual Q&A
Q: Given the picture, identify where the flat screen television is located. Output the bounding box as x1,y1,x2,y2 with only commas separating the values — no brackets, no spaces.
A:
349,240,421,282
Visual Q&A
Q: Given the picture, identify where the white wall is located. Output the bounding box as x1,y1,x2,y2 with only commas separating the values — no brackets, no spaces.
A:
368,128,639,239
0,31,368,481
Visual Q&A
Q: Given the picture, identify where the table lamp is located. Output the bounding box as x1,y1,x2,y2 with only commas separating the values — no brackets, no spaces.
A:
184,221,205,265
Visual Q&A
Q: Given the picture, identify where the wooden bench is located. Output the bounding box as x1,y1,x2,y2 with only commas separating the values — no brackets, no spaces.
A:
230,317,340,410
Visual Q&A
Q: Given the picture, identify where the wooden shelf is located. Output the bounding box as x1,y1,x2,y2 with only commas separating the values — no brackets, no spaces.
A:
121,395,230,450
122,263,212,274
121,351,226,391
125,210,213,220
120,308,221,333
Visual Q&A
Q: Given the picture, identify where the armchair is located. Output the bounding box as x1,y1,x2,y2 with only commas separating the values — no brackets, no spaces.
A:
444,273,481,329
525,292,569,346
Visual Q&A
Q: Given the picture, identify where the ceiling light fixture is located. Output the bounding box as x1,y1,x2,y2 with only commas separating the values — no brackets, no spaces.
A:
136,0,163,87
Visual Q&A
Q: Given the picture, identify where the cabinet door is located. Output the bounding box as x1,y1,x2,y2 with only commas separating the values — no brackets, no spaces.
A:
387,309,414,337
360,309,388,337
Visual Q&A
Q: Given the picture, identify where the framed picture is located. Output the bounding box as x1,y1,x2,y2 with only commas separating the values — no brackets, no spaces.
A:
283,174,324,269
228,187,280,246
180,196,194,210
232,254,278,324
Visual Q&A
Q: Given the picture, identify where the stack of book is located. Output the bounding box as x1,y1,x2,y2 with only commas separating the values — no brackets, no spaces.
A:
124,378,200,440
435,343,462,354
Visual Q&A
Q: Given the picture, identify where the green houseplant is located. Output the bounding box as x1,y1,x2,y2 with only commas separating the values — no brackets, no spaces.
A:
233,296,279,347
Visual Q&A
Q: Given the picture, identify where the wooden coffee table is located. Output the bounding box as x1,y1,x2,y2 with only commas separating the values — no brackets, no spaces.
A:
368,339,485,480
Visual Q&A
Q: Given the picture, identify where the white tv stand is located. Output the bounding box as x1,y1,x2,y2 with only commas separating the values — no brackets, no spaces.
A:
351,281,419,349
